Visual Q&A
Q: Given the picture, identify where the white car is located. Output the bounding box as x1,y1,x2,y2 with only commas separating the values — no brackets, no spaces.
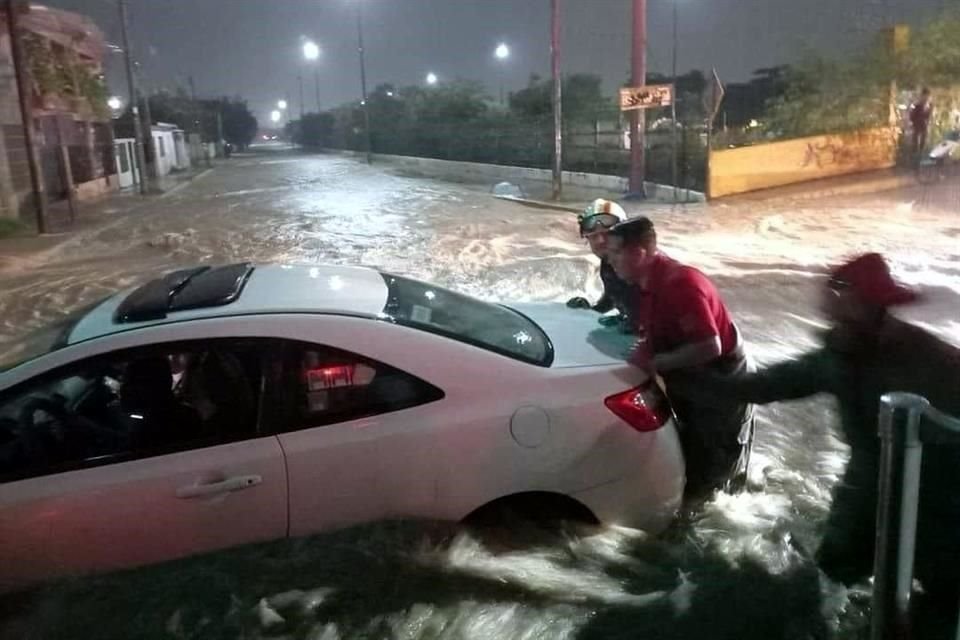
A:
0,263,684,592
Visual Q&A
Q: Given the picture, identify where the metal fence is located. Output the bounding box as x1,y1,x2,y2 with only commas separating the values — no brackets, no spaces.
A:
871,393,960,640
340,113,708,191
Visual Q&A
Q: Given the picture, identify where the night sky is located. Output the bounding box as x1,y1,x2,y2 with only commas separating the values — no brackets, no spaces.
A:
45,0,954,125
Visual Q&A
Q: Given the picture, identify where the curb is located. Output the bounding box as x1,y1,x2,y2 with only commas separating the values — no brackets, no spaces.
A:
492,195,582,213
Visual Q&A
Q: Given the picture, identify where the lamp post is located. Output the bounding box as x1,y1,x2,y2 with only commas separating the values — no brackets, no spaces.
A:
494,42,510,106
303,40,321,111
356,4,372,164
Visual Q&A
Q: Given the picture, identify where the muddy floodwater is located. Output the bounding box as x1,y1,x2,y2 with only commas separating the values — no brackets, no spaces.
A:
2,149,959,639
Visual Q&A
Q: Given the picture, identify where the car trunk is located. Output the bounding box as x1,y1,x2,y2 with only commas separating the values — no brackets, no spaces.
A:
508,302,635,368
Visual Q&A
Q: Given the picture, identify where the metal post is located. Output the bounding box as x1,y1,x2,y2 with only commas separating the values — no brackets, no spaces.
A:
671,0,678,204
314,69,321,112
356,5,372,165
871,392,930,640
628,0,646,197
215,110,224,156
118,0,148,195
6,0,49,232
141,86,157,183
551,0,562,201
297,73,305,119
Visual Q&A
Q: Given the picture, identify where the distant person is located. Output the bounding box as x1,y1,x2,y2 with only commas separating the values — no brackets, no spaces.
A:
606,216,754,504
671,253,960,600
566,199,633,331
909,87,933,157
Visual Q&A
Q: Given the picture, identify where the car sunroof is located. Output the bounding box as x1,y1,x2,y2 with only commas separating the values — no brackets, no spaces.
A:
114,263,254,323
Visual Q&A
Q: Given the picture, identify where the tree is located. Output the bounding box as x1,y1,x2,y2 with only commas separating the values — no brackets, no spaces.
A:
201,98,258,150
759,8,960,140
289,112,335,148
721,66,791,128
509,73,609,122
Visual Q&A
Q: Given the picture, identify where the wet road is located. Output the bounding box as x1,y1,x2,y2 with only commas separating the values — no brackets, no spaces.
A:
1,147,959,639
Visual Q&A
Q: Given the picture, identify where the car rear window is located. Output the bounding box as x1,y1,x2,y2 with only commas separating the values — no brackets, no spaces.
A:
380,273,553,366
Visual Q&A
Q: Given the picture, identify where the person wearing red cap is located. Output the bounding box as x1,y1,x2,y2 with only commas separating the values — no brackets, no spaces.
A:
670,252,960,601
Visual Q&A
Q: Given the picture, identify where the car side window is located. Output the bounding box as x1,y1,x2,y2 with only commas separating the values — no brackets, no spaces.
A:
280,341,443,431
0,339,266,484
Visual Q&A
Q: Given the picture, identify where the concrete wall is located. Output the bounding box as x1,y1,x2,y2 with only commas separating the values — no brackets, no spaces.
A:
74,174,117,200
708,127,898,198
332,150,705,202
0,28,29,220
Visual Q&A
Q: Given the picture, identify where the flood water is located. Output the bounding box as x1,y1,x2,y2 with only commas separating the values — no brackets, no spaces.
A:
1,150,959,639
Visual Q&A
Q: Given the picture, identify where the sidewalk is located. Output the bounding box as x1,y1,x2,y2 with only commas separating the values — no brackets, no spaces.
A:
0,167,213,270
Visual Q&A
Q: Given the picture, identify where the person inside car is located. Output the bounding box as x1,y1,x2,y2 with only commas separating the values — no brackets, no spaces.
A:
668,253,960,602
566,199,633,332
606,216,754,505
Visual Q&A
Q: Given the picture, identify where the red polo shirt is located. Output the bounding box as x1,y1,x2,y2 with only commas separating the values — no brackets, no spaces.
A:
630,254,737,361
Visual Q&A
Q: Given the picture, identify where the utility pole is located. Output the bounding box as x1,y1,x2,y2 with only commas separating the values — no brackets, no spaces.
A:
314,69,321,112
551,0,562,200
671,0,678,203
6,0,48,232
118,0,148,195
628,0,647,197
297,74,305,119
140,82,157,183
356,5,372,164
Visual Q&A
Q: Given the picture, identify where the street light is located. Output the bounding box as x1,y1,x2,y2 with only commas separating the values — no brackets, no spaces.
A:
277,99,288,110
270,110,281,123
107,96,123,111
303,40,322,111
494,42,510,105
302,40,320,61
356,2,372,164
426,72,438,86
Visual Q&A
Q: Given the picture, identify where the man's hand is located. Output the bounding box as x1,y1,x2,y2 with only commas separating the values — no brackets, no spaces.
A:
598,314,620,327
566,296,592,310
626,340,655,375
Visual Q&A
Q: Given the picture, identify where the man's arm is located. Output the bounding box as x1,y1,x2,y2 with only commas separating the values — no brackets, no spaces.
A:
593,292,615,314
652,336,722,372
668,350,836,405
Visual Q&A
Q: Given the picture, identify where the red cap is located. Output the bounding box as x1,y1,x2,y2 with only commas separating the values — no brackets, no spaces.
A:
830,253,917,307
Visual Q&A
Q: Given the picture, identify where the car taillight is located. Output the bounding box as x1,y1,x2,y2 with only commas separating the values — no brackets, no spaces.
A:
604,382,672,432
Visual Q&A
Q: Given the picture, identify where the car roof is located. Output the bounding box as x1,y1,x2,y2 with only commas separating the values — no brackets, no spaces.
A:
68,264,389,344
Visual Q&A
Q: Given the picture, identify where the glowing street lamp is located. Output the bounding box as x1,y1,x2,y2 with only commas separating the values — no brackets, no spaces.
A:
302,40,320,61
277,99,288,110
494,42,510,105
270,110,281,123
426,72,438,86
106,96,123,112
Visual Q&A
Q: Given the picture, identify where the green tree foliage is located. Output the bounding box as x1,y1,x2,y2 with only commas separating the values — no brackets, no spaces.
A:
290,112,335,149
200,98,258,150
761,8,960,140
509,73,609,121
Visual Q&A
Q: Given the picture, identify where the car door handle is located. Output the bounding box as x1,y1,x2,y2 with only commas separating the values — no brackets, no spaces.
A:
176,475,262,499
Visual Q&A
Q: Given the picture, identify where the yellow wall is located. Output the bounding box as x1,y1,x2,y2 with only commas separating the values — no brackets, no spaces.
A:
708,127,898,198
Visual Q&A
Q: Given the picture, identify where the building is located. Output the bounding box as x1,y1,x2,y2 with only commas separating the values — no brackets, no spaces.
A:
0,3,116,222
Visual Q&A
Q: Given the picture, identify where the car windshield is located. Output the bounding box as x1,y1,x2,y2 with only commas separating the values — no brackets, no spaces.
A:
0,301,102,372
380,273,553,366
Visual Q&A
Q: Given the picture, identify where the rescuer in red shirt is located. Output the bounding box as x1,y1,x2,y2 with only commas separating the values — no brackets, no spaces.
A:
607,216,754,504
